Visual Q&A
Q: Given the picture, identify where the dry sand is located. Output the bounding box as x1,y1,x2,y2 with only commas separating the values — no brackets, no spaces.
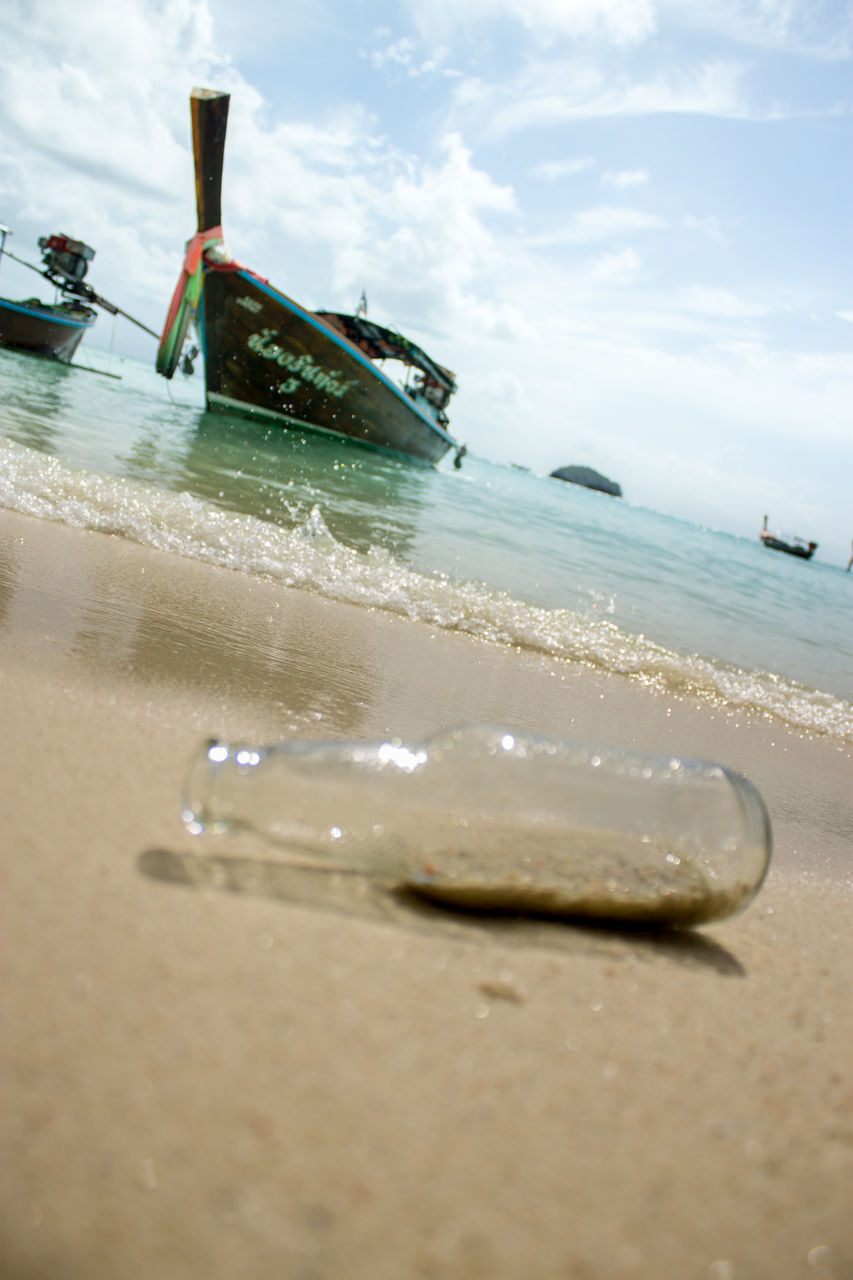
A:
1,506,851,1280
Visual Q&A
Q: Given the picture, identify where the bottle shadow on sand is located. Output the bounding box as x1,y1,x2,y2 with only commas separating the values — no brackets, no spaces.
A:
137,846,746,978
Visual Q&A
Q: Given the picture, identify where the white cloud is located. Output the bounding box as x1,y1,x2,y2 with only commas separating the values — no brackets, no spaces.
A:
529,206,666,246
367,33,459,79
602,168,650,188
412,0,656,47
683,214,730,245
531,156,597,181
588,247,644,284
371,36,417,71
450,60,758,140
411,0,852,60
679,286,769,319
659,0,853,59
0,0,247,314
313,131,522,343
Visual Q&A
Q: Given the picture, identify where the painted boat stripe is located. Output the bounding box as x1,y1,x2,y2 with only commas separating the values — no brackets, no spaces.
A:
0,297,95,329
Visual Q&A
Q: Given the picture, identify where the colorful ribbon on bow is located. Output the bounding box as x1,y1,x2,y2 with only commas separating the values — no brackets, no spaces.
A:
156,226,224,379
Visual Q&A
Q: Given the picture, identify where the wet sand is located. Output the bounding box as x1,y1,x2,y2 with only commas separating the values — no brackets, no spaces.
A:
1,507,852,1280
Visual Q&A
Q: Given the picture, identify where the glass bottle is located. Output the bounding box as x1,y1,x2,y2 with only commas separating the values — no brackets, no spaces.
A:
182,724,772,926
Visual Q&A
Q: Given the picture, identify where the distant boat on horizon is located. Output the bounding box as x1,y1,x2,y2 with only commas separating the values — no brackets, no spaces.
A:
759,515,817,561
156,87,466,468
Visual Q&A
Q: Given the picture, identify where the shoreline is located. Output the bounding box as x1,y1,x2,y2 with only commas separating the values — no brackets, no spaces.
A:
2,429,851,745
2,507,852,1279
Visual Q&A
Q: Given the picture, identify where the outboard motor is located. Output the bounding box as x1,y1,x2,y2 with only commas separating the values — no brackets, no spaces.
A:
37,234,96,287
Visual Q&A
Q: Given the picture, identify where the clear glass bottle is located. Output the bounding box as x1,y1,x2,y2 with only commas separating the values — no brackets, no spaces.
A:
182,724,772,926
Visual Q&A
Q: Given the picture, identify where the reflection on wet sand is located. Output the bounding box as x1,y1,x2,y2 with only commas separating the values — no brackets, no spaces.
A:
0,516,380,734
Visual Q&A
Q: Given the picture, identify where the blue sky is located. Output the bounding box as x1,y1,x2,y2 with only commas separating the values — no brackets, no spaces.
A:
1,0,851,562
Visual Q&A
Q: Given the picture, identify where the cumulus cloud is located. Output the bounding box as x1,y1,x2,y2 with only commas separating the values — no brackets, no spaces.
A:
330,132,518,335
411,0,656,47
602,168,650,188
529,206,667,247
367,32,460,79
679,286,769,319
682,214,730,245
588,247,644,284
0,0,246,306
531,156,597,181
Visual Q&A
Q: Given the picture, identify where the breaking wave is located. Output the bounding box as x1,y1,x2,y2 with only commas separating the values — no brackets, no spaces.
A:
2,436,851,744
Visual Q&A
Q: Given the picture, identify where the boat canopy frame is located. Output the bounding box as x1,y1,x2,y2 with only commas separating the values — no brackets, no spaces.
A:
316,311,456,403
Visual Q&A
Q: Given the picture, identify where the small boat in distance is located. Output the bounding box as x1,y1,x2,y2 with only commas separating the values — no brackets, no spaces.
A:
0,224,159,367
156,88,465,467
760,515,817,561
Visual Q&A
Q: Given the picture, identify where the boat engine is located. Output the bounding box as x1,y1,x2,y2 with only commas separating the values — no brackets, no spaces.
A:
38,234,96,286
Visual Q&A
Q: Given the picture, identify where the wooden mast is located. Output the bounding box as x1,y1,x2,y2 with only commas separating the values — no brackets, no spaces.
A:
190,87,230,231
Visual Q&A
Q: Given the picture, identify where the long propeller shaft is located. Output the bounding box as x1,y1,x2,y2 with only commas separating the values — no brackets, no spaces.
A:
0,245,160,339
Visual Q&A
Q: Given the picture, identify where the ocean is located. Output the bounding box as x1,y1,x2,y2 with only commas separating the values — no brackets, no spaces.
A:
1,343,851,745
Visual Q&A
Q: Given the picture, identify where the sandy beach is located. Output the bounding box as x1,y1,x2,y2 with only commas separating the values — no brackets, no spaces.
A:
1,505,851,1280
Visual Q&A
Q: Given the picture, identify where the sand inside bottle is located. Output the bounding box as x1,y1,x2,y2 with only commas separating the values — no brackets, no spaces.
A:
397,825,758,925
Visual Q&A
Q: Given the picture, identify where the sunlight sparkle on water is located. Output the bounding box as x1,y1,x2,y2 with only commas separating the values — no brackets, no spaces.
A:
377,741,427,771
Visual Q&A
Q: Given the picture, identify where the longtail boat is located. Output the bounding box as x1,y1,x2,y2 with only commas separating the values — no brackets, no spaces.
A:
760,515,817,561
0,224,158,366
157,88,465,467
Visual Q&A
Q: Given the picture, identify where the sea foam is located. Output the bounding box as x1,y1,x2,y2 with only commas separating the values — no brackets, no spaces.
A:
2,436,851,744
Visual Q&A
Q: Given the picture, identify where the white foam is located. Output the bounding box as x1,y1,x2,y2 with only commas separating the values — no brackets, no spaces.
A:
2,437,851,743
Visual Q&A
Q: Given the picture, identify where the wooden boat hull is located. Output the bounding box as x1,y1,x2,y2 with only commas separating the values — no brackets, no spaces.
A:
0,295,96,362
158,88,461,467
199,266,456,465
760,534,815,560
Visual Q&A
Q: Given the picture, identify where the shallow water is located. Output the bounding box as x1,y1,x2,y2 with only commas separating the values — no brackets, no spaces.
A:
1,343,851,743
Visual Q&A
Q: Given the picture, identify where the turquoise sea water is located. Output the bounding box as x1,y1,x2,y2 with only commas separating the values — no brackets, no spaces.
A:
1,344,851,744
